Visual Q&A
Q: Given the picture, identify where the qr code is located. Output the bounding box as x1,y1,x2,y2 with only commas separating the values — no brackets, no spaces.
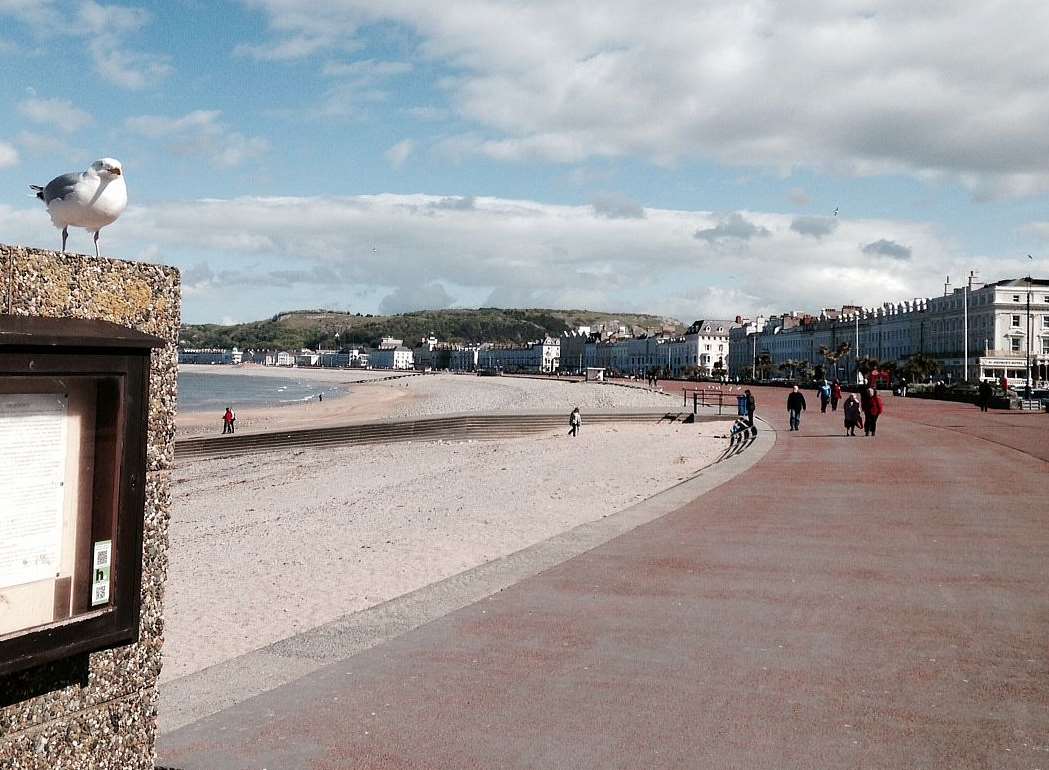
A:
93,583,108,603
95,544,111,568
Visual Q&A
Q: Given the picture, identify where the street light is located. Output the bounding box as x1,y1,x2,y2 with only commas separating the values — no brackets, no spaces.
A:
1026,274,1033,395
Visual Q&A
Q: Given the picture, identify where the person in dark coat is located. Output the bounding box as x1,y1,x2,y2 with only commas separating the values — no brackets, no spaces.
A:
843,393,862,436
978,380,992,412
744,389,756,434
831,380,842,411
864,388,884,436
786,385,806,431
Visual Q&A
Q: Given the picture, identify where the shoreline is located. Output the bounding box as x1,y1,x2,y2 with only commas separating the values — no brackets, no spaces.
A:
176,364,420,437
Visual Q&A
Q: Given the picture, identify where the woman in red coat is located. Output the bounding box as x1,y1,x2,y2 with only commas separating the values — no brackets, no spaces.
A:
864,388,884,437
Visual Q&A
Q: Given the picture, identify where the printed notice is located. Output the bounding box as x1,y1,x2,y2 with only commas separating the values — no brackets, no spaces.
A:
0,394,68,589
91,540,111,606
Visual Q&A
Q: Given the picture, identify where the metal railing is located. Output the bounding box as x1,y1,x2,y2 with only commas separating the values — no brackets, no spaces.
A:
681,387,739,416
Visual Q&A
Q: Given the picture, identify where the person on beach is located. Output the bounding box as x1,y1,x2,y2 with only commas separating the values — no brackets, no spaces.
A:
843,393,862,436
819,380,832,413
978,380,992,412
863,388,884,437
831,380,842,411
744,389,756,434
786,385,806,431
222,406,236,434
569,407,581,437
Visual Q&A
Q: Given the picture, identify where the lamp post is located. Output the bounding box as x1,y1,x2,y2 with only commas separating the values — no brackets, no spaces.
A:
1027,275,1033,394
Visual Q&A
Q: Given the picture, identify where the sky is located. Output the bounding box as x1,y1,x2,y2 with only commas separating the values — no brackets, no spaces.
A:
1,0,1048,325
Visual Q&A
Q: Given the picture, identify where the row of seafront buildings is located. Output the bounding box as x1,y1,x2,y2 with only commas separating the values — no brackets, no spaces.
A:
730,277,1049,385
180,275,1049,385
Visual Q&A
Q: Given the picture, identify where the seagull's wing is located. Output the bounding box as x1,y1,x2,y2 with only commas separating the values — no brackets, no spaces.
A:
41,173,82,205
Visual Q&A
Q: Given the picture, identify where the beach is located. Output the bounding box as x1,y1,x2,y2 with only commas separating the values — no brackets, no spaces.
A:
164,367,726,683
175,364,677,437
163,420,727,683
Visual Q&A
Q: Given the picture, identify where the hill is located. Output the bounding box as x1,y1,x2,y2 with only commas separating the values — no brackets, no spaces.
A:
179,308,684,350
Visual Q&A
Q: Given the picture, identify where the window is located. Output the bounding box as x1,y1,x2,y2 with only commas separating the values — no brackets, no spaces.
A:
1043,339,1049,355
1043,316,1049,329
1013,295,1021,302
1011,338,1021,352
1012,315,1021,327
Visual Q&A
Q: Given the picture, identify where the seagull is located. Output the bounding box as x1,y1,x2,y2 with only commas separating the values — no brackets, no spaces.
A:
833,206,839,216
30,158,127,256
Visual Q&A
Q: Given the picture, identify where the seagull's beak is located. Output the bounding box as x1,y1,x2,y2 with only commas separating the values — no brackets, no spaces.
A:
111,167,122,176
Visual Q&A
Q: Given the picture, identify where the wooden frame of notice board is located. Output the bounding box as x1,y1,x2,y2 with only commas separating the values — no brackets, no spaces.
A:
0,316,163,677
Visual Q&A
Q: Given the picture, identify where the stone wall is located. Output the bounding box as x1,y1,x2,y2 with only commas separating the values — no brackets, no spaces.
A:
0,244,180,770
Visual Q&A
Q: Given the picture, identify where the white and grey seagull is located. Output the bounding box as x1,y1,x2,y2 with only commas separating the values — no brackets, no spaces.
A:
30,158,127,256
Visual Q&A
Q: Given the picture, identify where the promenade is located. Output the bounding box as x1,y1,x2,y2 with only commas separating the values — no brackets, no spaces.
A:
159,389,1048,769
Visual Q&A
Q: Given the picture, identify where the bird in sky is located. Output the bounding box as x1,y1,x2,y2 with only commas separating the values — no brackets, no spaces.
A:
833,206,839,217
30,158,127,256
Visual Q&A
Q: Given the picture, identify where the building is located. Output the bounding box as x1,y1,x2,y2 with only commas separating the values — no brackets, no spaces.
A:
560,320,734,378
728,276,1049,385
370,345,414,369
478,338,560,372
178,347,239,365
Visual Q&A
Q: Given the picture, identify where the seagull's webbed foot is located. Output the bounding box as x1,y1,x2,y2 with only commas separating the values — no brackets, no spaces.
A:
93,230,100,258
61,227,68,253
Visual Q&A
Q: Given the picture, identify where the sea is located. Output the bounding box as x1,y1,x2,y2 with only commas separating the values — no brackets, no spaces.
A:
178,371,346,414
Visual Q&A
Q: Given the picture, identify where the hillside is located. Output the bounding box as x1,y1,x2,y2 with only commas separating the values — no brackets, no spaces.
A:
179,308,684,350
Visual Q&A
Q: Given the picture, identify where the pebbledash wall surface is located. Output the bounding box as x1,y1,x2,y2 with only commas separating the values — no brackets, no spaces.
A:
0,244,179,769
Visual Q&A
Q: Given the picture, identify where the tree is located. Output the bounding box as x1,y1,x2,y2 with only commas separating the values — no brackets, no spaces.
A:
856,356,882,376
756,353,774,381
900,353,940,383
819,342,852,380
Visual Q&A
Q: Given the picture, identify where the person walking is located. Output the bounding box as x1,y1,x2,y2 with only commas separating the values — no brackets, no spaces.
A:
864,388,884,437
819,380,831,413
222,406,236,435
744,389,756,435
786,385,806,431
843,393,862,436
831,380,842,411
978,379,992,412
568,406,581,437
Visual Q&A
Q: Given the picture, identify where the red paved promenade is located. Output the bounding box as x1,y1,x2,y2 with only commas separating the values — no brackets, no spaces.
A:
160,391,1048,769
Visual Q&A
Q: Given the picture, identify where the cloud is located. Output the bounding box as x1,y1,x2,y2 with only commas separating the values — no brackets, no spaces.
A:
1021,222,1049,242
125,110,269,168
429,196,475,210
694,212,770,242
379,282,455,314
0,141,19,168
591,193,645,220
322,59,412,78
17,97,93,133
385,139,415,169
404,105,450,122
239,0,1049,198
0,0,171,89
862,239,912,260
788,187,811,207
6,191,1041,324
790,216,839,238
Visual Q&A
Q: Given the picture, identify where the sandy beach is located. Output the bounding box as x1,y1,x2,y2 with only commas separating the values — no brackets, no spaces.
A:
163,421,726,683
176,365,677,437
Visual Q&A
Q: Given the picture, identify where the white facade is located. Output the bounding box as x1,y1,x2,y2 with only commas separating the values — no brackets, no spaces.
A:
729,277,1049,385
560,320,733,377
370,346,414,369
478,338,560,372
